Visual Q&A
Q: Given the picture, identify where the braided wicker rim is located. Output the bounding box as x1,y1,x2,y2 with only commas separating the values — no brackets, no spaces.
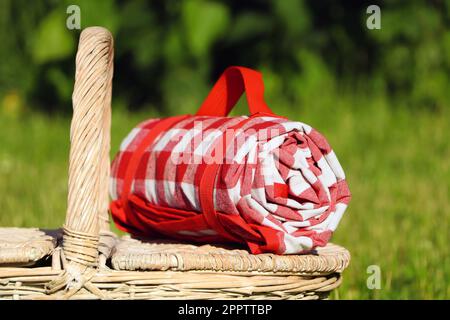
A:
112,237,350,275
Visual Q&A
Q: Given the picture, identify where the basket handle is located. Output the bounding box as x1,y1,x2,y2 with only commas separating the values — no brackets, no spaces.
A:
63,26,113,269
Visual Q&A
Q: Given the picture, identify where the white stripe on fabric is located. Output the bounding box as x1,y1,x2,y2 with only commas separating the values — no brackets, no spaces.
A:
328,203,347,231
325,150,346,180
144,179,157,203
109,176,118,200
260,134,286,155
152,128,182,151
299,206,329,220
317,157,337,187
245,195,270,218
120,128,141,151
259,116,283,122
283,234,313,254
299,122,312,134
261,217,285,233
262,155,284,184
280,121,303,133
251,187,278,213
233,136,258,164
180,182,199,210
194,129,223,157
288,174,311,196
292,149,310,169
227,182,241,205
317,176,332,202
286,199,315,210
172,128,201,153
300,167,318,185
283,220,311,229
164,180,176,207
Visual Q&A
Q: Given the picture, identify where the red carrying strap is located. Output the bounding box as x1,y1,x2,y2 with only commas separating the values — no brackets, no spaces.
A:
119,115,190,230
196,66,274,117
198,112,282,244
198,116,255,243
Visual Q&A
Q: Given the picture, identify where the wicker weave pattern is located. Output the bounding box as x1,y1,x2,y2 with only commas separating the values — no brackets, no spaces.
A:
112,238,350,275
44,26,114,295
0,231,349,300
0,266,342,300
0,228,58,267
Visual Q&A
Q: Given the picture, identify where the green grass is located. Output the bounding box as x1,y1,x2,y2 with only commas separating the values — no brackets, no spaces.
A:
0,96,449,299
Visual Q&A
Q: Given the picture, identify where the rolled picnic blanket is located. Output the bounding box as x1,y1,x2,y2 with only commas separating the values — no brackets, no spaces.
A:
110,66,351,254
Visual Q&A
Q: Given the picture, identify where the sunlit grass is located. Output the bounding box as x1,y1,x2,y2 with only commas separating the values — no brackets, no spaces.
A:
0,95,449,299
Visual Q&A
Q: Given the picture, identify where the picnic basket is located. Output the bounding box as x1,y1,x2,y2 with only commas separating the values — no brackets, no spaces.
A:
0,27,350,300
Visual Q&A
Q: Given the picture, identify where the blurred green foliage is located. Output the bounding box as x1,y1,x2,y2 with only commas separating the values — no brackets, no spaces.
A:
0,0,449,116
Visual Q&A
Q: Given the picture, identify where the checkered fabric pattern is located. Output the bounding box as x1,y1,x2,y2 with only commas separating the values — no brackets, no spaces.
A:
110,114,351,254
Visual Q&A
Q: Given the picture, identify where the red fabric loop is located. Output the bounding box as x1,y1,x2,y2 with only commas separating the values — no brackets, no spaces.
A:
196,66,273,117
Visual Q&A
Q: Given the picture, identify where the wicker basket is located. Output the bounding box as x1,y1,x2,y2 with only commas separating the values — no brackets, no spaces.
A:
0,27,350,300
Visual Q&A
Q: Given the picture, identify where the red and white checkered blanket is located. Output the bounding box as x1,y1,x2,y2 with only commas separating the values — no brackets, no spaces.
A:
109,67,351,254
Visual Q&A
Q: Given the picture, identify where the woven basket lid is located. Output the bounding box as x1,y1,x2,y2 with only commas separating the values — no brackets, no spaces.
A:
0,228,59,267
111,236,350,275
